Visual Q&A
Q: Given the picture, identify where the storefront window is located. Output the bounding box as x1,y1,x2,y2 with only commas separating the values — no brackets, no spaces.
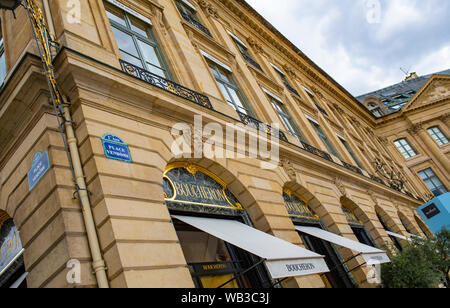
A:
342,204,377,248
377,213,403,251
164,163,272,288
285,189,354,288
174,219,267,288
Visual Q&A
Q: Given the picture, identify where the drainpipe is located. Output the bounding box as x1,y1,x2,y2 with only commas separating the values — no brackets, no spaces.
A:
42,0,55,38
62,104,110,288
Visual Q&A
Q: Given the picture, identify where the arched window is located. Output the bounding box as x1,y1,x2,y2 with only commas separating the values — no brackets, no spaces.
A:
376,213,403,251
284,189,355,288
163,163,272,288
341,204,377,248
0,211,27,288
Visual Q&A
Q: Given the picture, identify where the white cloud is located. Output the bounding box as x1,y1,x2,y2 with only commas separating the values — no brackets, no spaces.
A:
245,0,450,95
375,0,424,42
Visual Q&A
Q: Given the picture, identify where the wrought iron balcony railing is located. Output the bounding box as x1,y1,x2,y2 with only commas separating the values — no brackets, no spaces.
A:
301,142,333,162
240,52,263,71
180,12,212,37
342,161,363,175
237,111,288,142
120,60,213,110
369,174,386,186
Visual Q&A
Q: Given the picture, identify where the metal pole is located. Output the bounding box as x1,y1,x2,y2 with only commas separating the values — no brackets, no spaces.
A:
217,259,266,288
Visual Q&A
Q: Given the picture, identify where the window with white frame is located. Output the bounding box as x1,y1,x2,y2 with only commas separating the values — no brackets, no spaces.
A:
418,168,448,197
268,94,307,143
394,138,417,159
207,60,253,116
427,126,449,146
338,136,364,170
309,119,341,159
175,0,211,37
105,2,170,79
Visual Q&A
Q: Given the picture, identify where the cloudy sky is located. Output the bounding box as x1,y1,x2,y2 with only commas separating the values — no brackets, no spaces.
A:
245,0,450,96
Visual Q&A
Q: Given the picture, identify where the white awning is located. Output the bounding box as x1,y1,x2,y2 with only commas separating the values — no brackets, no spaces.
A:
173,215,330,279
296,226,390,265
386,231,412,242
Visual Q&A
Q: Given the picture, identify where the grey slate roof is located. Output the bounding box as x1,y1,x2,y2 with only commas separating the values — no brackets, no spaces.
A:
357,68,450,116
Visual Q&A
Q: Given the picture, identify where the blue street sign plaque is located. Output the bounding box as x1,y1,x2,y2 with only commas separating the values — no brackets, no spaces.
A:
28,150,51,191
101,134,133,163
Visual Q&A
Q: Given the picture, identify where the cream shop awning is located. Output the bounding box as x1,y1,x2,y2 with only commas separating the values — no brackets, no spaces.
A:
295,226,391,265
386,231,413,242
173,215,330,279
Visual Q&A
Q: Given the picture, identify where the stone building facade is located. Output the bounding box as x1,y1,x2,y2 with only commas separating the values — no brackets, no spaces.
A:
0,0,443,288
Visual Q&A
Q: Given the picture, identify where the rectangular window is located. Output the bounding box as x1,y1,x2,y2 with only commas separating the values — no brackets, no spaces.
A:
303,87,328,116
269,96,307,143
394,138,417,159
0,26,6,85
230,35,262,71
418,168,448,197
208,61,253,116
175,0,211,37
106,2,170,79
309,120,340,159
338,137,364,170
272,65,299,96
428,126,449,146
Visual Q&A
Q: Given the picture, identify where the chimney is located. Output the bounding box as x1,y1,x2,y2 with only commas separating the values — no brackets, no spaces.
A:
405,72,419,81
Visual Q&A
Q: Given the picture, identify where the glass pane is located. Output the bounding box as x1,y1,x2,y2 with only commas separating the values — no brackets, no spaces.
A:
147,64,166,78
130,16,151,39
209,65,220,79
138,40,162,67
228,88,246,110
0,53,6,83
217,67,231,83
105,4,127,27
111,27,139,57
120,51,143,68
218,83,233,103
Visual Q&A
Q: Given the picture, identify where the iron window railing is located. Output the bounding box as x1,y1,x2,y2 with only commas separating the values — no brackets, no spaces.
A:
179,11,212,37
341,161,363,175
236,111,288,142
301,142,333,162
120,60,213,110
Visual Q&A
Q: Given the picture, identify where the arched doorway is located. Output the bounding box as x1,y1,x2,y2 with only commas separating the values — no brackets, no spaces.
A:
0,210,27,288
398,211,419,237
340,198,378,248
283,188,355,288
163,162,273,288
375,207,403,251
414,215,433,238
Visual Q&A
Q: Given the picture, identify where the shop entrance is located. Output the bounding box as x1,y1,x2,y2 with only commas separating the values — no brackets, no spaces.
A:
297,221,355,288
163,163,273,288
173,218,270,288
283,189,355,288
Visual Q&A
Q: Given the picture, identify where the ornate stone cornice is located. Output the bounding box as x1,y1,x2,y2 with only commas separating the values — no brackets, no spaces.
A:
440,112,450,124
407,122,425,135
197,0,219,18
246,37,264,54
282,64,297,79
350,116,361,127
